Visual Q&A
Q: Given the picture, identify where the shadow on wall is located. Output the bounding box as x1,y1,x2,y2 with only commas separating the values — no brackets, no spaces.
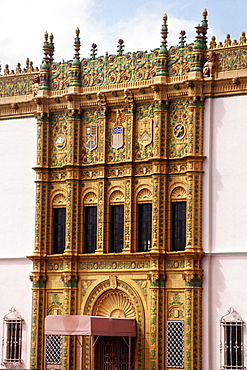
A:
211,97,225,203
202,255,226,312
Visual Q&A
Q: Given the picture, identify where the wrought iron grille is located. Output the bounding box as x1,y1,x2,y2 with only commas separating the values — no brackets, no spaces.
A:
220,308,245,370
46,335,62,364
167,320,184,368
1,307,23,368
98,336,134,370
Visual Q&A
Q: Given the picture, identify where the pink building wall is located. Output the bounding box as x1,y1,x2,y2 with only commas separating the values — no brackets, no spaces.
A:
0,118,36,368
203,96,247,369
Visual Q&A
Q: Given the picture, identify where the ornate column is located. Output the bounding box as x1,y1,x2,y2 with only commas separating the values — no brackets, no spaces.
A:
30,277,46,369
149,273,166,370
123,179,131,252
124,90,134,161
96,180,105,252
183,270,203,370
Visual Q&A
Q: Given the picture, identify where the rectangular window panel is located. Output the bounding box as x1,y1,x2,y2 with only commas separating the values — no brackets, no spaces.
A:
84,206,97,253
5,321,22,362
138,203,152,251
224,322,243,369
172,202,186,251
53,208,66,254
167,320,184,368
46,335,62,365
110,205,124,253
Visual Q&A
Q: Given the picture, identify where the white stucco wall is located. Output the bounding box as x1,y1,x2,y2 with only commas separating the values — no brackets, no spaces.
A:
0,259,33,368
0,117,36,257
0,117,36,368
203,96,247,370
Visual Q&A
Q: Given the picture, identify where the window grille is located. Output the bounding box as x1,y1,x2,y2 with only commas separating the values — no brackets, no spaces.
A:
46,335,62,364
167,320,184,368
1,307,23,368
220,307,245,370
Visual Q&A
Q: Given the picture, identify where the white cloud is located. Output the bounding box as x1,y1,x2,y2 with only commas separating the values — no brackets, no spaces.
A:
0,0,231,70
0,0,96,68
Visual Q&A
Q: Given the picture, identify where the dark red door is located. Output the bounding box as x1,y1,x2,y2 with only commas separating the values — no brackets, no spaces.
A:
98,336,134,370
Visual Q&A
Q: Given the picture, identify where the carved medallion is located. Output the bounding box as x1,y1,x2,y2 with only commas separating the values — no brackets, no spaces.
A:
173,124,185,139
55,134,66,150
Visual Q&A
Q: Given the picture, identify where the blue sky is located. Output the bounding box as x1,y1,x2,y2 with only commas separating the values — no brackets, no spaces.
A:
0,0,246,69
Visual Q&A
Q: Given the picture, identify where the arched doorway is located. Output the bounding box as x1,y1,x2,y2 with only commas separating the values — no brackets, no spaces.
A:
92,289,136,370
83,279,145,370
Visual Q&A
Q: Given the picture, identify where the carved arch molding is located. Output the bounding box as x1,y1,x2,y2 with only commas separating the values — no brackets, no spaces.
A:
83,279,145,369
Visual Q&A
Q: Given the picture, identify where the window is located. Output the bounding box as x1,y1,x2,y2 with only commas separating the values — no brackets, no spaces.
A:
53,208,66,254
110,205,124,252
220,308,244,370
172,201,186,251
46,335,62,365
84,206,97,253
138,203,152,251
167,320,184,368
1,307,23,367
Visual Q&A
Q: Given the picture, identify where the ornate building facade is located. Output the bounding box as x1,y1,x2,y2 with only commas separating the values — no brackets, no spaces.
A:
1,9,247,370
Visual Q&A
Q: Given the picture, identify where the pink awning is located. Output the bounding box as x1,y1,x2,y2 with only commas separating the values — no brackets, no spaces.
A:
45,315,136,337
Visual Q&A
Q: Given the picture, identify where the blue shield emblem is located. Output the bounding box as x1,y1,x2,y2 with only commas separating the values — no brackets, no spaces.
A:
86,125,97,150
112,126,124,149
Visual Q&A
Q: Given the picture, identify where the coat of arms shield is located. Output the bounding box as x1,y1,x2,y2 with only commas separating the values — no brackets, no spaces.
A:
112,126,124,149
138,118,153,147
85,125,97,150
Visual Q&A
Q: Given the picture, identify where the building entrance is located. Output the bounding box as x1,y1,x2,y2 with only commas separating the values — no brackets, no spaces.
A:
97,336,134,370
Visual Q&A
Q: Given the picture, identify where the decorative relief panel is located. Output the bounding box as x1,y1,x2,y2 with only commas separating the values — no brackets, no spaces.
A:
82,109,100,164
51,62,71,90
168,292,184,319
136,188,152,202
50,113,71,167
79,260,150,270
94,290,136,318
168,44,194,76
169,99,192,158
217,47,247,72
107,168,126,177
0,73,38,97
134,166,152,176
83,191,97,204
81,50,157,88
135,104,155,160
167,260,185,269
108,109,126,162
81,280,94,297
47,292,63,315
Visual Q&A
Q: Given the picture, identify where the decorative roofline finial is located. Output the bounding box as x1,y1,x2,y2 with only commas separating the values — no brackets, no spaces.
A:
194,9,208,50
43,32,50,63
42,31,54,64
179,30,186,48
160,13,168,54
156,13,169,76
117,39,124,56
74,27,81,58
90,43,97,60
49,33,54,62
